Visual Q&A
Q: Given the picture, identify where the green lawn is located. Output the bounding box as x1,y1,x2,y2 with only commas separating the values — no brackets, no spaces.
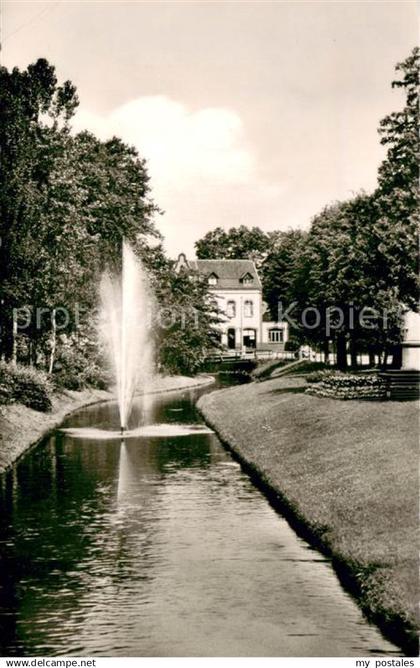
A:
198,376,419,654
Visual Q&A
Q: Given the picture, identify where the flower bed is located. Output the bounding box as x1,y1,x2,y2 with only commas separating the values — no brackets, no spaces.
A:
306,372,387,400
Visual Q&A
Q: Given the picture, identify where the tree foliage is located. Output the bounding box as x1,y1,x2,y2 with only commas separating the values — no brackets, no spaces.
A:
0,58,216,380
374,47,419,310
261,229,306,320
195,225,272,268
0,59,79,358
155,266,221,375
196,49,419,369
0,48,417,379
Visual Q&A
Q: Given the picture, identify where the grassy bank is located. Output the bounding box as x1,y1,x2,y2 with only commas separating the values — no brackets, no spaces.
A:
0,373,214,473
197,375,419,655
0,386,111,473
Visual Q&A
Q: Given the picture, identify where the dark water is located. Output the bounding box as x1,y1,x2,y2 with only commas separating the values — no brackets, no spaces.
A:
0,381,400,657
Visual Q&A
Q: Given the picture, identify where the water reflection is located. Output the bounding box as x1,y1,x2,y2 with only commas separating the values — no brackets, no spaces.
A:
0,385,400,657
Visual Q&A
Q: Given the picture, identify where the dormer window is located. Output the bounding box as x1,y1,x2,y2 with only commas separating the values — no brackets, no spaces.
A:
175,252,190,274
241,272,254,285
208,272,218,286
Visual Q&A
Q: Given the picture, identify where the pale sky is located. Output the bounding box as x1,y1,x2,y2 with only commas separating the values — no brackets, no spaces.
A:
1,1,417,257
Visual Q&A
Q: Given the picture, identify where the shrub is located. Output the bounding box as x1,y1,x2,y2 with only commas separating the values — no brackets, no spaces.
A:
54,366,110,391
306,372,387,400
305,369,334,384
0,362,52,412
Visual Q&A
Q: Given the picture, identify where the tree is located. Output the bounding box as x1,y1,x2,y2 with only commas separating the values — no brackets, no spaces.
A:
151,256,221,375
0,59,78,362
374,47,419,311
261,229,306,321
195,225,272,268
66,132,161,268
0,59,163,376
278,50,419,369
295,197,385,367
377,48,419,213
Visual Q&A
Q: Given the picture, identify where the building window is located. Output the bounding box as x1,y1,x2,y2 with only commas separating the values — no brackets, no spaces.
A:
244,300,253,317
208,273,218,286
269,328,283,343
226,300,236,318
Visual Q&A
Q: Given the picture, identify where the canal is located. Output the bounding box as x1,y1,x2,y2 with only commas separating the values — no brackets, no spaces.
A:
0,380,400,656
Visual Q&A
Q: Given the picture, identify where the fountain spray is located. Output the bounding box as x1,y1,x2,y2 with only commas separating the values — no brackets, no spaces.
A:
99,240,154,434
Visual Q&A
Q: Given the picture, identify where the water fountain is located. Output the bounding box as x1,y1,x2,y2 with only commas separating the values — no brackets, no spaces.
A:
99,240,154,433
61,240,213,440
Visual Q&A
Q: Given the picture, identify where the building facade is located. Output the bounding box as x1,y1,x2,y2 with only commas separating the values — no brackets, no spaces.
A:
175,254,288,351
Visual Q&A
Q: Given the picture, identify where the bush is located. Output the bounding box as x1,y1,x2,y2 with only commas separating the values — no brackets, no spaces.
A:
0,362,52,412
54,364,110,391
305,369,334,384
306,372,387,400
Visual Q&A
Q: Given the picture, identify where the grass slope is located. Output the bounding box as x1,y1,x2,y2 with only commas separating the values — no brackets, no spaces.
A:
198,376,419,655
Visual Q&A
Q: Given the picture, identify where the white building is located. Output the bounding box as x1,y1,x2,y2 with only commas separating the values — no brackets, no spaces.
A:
175,254,288,351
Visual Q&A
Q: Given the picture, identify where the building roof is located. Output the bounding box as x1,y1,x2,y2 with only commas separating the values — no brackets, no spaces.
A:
188,258,262,290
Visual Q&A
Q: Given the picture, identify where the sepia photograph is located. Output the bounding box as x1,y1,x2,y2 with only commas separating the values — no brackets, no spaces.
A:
0,0,418,664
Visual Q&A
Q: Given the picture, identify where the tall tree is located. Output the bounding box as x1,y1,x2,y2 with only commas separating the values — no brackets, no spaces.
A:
280,50,419,368
374,46,419,311
295,196,388,367
0,59,162,372
0,59,78,361
261,229,306,321
146,249,221,375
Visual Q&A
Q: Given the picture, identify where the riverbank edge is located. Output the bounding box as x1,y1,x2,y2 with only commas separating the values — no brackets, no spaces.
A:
197,386,418,657
0,374,215,474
